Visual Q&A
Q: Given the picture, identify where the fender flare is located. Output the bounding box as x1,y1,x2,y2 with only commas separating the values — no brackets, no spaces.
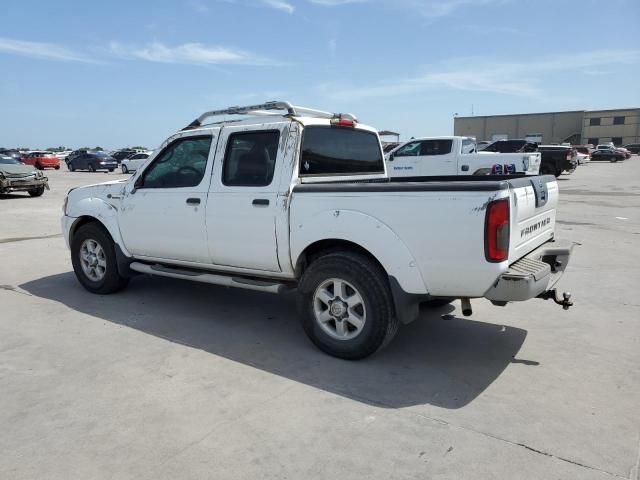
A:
291,209,428,295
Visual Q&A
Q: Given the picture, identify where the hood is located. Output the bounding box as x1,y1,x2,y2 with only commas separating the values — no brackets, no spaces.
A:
0,163,37,175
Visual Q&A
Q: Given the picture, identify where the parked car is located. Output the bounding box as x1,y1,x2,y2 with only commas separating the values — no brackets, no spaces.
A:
572,146,591,165
591,149,626,162
482,139,538,153
111,149,137,163
120,152,152,173
536,145,578,176
623,143,640,154
67,152,118,172
595,144,616,151
21,151,60,170
0,149,25,161
0,155,49,196
386,136,540,176
62,101,574,360
616,147,632,159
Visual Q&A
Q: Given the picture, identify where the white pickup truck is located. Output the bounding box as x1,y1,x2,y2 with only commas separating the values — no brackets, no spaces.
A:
386,136,541,177
62,102,573,359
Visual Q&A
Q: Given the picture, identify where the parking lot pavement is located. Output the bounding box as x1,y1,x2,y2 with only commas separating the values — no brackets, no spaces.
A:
1,160,639,480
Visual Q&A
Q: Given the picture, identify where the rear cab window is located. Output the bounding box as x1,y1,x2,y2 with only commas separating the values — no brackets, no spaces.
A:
300,126,384,176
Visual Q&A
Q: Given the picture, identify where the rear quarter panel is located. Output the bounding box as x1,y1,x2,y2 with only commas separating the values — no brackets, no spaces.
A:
290,188,508,297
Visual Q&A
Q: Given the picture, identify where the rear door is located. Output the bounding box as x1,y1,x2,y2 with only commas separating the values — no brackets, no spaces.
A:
206,122,290,272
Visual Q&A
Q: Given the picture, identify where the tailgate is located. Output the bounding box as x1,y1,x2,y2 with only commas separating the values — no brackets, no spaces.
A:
508,175,558,262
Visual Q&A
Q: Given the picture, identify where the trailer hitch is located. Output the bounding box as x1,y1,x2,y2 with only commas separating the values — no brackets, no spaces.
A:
538,289,573,310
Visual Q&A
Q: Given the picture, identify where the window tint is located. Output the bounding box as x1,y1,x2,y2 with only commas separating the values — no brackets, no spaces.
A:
613,116,625,125
301,127,383,176
223,130,279,187
589,118,601,126
420,139,453,156
141,136,211,189
394,141,421,157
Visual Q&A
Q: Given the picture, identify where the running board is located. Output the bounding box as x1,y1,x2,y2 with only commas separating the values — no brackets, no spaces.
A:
129,262,289,294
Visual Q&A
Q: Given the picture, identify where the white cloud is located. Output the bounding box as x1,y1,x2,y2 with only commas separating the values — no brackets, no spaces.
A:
108,41,277,66
0,37,98,63
320,49,640,100
261,0,295,12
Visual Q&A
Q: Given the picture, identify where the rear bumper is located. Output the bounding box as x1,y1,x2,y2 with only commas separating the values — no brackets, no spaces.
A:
0,176,49,192
484,239,574,302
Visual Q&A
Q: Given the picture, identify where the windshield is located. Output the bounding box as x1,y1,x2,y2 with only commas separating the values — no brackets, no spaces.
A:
0,156,22,165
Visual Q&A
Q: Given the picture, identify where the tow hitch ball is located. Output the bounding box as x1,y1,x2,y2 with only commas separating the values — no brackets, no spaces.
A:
539,289,573,310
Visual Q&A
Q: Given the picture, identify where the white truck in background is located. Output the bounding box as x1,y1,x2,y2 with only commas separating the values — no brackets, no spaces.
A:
62,102,573,360
386,136,541,177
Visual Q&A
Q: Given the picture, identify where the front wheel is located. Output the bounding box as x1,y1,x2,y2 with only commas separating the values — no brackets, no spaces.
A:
35,162,43,170
55,166,60,170
88,164,96,172
71,223,129,294
298,251,399,360
121,164,128,174
68,163,75,172
108,168,114,172
610,156,618,163
28,186,45,197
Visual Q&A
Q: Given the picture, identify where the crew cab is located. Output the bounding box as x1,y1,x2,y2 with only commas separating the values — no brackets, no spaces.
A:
62,101,574,360
386,136,541,176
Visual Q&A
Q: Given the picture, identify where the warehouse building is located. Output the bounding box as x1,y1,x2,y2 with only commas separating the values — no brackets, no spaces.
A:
454,108,640,146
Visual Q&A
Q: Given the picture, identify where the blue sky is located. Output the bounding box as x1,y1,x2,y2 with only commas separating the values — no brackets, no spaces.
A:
1,0,639,149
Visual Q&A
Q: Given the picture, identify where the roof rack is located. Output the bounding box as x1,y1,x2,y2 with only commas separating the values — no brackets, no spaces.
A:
182,101,357,130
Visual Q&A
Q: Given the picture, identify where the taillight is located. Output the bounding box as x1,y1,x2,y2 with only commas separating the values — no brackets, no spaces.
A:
485,198,510,262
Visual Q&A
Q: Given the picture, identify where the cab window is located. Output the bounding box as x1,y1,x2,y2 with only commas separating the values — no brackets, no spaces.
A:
140,136,211,188
394,141,421,157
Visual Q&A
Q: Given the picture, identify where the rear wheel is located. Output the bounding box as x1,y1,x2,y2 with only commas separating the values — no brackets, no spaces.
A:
54,165,60,170
88,164,96,172
298,251,399,360
68,163,75,172
28,186,45,197
610,156,618,163
121,164,128,174
35,162,43,170
108,168,114,172
554,168,563,177
71,223,129,294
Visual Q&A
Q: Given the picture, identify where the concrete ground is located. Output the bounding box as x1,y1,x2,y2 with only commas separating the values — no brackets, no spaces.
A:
1,159,639,480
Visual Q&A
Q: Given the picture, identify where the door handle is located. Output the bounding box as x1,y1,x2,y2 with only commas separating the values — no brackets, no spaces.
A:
461,165,469,171
186,197,201,205
252,199,269,206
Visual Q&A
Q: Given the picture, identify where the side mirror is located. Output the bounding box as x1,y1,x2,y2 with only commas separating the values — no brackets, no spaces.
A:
388,152,395,162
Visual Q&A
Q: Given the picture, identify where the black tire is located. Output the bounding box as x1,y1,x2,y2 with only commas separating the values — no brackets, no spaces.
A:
35,162,43,170
108,168,114,172
55,165,60,170
28,186,45,197
68,163,75,172
554,168,563,177
610,156,617,163
539,164,554,175
71,223,129,294
88,164,96,172
298,251,399,360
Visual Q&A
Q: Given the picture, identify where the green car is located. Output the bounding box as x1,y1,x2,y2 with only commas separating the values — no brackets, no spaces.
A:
0,155,50,197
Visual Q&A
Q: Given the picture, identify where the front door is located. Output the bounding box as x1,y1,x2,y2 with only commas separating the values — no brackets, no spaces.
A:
206,124,288,272
414,139,457,176
118,131,218,264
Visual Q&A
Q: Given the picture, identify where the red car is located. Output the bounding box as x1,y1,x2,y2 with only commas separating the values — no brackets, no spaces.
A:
616,147,632,159
21,151,60,170
572,145,593,157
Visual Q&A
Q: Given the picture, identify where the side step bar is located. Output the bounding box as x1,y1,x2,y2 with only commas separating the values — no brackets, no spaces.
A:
129,262,291,294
